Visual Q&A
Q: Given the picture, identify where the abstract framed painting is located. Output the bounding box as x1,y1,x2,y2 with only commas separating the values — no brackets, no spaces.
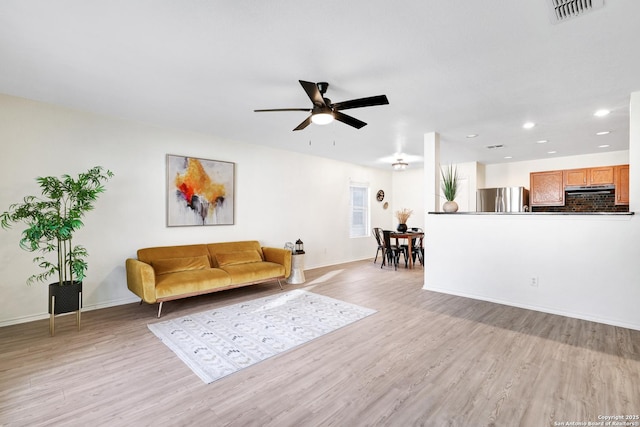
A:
166,154,235,226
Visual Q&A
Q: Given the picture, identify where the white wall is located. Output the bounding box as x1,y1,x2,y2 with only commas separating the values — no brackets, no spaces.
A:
630,94,640,213
0,94,393,325
390,168,425,230
424,92,640,331
444,161,479,212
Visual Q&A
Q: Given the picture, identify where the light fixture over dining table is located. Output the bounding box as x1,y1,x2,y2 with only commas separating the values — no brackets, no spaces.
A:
392,159,408,171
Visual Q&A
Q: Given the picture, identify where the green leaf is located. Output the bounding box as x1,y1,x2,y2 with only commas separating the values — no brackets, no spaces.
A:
440,164,459,202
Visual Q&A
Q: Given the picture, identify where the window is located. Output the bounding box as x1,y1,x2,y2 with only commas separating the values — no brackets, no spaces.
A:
349,183,369,238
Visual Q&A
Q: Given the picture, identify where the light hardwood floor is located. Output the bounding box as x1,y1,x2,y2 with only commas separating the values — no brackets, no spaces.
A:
1,260,639,427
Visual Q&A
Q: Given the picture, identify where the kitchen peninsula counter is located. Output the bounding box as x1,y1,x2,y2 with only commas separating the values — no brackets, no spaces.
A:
425,204,640,333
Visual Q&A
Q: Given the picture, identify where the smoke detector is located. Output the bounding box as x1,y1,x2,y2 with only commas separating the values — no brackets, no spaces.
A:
547,0,605,24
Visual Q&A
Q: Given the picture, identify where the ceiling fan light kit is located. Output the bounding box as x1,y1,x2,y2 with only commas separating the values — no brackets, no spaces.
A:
310,111,334,125
254,80,388,131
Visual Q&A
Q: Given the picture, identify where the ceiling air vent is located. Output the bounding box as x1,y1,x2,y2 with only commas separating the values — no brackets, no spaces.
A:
547,0,605,24
486,144,504,150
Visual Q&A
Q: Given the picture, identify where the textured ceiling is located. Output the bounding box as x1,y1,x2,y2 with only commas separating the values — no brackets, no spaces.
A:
1,1,639,170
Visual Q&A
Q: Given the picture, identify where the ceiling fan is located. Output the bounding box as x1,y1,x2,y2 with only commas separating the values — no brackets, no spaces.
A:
254,80,389,131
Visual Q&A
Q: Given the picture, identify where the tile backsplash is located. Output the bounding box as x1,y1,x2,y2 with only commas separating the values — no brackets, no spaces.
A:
531,191,629,213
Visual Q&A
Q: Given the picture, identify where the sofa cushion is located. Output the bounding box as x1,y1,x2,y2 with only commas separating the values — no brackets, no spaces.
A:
155,268,231,299
207,241,263,267
138,244,209,265
216,250,262,267
152,255,210,275
221,262,285,285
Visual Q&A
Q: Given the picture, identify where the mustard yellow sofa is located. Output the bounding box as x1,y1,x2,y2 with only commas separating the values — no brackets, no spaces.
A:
126,241,292,317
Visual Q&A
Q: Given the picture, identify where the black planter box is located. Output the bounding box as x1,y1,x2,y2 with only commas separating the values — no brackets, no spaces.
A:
48,281,82,314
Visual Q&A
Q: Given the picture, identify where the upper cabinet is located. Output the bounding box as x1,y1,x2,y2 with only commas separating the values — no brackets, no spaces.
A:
587,166,614,185
564,168,588,186
615,165,629,205
530,170,564,206
531,164,628,207
564,166,614,187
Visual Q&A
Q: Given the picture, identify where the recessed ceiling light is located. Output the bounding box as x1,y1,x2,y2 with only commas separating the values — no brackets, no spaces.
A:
596,131,611,136
466,134,478,138
523,122,536,129
536,139,548,144
504,156,513,159
547,151,557,154
594,109,610,117
598,144,610,148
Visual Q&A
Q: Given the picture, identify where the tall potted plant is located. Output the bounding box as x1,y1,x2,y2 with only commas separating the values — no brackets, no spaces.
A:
1,166,113,332
440,164,459,213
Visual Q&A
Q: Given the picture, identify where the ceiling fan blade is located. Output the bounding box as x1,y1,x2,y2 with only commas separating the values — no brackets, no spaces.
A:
332,95,389,111
334,111,367,129
293,115,313,131
254,108,310,112
299,80,326,106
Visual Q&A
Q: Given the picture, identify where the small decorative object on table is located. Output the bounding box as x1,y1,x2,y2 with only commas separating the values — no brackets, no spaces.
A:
288,239,306,284
395,208,413,232
440,164,459,213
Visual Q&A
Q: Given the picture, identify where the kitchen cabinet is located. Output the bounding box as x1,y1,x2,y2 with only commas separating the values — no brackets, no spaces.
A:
564,166,614,186
615,165,629,205
530,170,564,206
531,164,628,210
564,168,588,186
588,166,614,185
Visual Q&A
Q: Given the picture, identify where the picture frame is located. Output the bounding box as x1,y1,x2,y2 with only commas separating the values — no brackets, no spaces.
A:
166,154,235,226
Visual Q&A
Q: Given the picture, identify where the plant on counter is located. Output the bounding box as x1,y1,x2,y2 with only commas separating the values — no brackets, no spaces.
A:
440,164,459,202
440,164,460,213
395,208,413,224
0,166,114,286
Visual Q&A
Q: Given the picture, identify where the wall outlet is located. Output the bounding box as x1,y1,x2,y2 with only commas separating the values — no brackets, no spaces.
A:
529,276,539,287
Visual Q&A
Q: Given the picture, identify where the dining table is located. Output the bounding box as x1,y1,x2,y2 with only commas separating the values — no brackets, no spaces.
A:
389,230,424,269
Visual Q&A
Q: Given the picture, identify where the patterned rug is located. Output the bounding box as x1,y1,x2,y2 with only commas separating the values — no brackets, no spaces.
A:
147,289,377,383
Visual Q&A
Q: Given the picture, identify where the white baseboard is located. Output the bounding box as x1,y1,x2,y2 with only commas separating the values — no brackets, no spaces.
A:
0,296,141,328
422,285,640,332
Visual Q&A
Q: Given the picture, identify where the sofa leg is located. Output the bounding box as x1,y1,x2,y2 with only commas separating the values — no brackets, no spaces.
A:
277,279,283,290
157,301,164,318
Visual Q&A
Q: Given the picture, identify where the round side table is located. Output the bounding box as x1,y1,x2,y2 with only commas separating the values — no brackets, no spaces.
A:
287,253,306,284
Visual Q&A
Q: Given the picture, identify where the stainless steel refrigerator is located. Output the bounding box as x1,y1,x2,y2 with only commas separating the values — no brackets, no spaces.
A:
476,187,530,212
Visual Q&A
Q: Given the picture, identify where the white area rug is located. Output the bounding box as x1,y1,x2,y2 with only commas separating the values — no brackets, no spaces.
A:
147,289,377,383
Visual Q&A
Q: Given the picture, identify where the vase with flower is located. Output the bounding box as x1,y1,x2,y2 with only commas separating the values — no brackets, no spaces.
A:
394,208,413,232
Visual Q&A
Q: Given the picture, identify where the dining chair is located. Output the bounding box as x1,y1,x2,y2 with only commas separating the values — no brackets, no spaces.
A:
372,227,384,263
400,228,424,267
410,234,424,266
381,230,401,270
